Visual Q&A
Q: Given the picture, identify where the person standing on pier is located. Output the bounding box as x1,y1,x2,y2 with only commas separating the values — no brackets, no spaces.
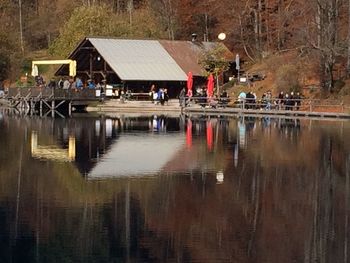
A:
290,91,296,110
278,91,284,110
149,84,156,103
179,87,186,107
164,89,169,105
295,92,301,110
63,77,70,90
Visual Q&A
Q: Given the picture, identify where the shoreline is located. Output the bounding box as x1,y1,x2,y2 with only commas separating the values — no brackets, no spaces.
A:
88,99,350,120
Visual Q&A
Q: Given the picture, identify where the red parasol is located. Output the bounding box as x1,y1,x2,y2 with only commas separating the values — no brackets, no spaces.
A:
187,71,193,97
186,119,192,148
207,74,214,98
206,120,213,151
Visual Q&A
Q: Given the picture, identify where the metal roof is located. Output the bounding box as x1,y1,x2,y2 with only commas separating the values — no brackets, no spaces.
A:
159,40,205,76
88,38,187,81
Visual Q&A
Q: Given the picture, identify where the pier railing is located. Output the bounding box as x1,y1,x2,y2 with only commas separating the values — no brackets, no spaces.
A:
6,87,97,101
183,96,350,113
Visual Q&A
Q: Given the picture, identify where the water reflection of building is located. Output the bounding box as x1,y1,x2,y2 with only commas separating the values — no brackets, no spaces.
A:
78,115,233,179
2,112,350,262
88,134,185,178
31,131,76,162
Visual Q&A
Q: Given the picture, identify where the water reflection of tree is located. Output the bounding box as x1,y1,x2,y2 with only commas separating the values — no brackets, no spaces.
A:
1,113,350,262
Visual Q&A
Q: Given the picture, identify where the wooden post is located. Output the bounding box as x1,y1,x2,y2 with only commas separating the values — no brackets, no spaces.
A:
40,100,43,117
89,53,93,78
68,101,72,116
51,101,55,118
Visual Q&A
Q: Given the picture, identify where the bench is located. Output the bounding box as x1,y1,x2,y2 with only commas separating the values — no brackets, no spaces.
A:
130,93,150,100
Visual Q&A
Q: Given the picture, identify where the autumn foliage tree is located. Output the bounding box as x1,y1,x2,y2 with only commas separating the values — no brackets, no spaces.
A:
49,4,165,57
2,0,350,92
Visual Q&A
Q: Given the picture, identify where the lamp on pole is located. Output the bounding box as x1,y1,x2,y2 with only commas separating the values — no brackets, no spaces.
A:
236,54,240,83
216,33,226,98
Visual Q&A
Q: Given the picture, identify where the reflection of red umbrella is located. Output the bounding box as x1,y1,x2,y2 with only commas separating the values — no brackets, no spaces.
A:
207,74,214,98
206,121,213,151
187,72,193,97
186,119,192,148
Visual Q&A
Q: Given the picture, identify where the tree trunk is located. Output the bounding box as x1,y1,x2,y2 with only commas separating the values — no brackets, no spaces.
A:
128,0,133,27
18,0,24,55
347,0,350,77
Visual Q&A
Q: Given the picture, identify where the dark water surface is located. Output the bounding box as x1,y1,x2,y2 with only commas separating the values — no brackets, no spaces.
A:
0,110,349,263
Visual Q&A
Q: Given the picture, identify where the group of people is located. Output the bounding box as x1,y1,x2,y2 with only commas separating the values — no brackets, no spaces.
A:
33,75,100,91
149,84,169,105
177,86,230,108
238,90,303,110
57,77,98,90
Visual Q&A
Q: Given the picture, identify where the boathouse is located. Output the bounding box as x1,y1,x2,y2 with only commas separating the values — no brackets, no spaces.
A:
55,37,234,97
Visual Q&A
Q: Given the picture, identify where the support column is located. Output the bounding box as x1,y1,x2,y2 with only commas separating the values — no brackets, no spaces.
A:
68,101,72,117
40,100,43,117
89,53,93,79
51,101,55,118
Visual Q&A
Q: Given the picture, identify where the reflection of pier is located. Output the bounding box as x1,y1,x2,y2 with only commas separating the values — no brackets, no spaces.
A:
5,87,99,117
31,131,76,162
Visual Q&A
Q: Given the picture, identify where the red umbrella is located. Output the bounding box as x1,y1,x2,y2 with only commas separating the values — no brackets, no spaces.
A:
207,73,214,98
187,71,193,97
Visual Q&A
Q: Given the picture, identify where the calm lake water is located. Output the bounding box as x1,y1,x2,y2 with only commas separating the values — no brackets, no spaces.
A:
0,110,349,263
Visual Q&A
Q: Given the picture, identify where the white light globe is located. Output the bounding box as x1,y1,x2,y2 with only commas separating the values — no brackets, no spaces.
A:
218,33,226,41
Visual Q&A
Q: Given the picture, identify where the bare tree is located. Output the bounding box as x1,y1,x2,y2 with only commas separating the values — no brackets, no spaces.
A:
18,0,24,54
347,0,350,77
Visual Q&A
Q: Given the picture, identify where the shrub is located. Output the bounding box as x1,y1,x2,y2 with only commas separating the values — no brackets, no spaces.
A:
275,64,301,93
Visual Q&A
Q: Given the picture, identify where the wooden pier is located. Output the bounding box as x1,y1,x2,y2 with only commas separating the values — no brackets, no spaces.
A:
4,87,99,117
182,97,350,120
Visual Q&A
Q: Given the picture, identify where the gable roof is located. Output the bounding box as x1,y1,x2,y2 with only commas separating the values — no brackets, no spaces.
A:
160,40,234,77
56,37,234,81
88,38,187,81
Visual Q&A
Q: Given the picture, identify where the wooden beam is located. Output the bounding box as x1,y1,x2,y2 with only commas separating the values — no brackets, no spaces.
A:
79,47,96,50
77,70,115,74
89,53,93,78
54,100,66,110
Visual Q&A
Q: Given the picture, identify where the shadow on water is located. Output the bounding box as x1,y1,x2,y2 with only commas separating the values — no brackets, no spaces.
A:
0,110,349,262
